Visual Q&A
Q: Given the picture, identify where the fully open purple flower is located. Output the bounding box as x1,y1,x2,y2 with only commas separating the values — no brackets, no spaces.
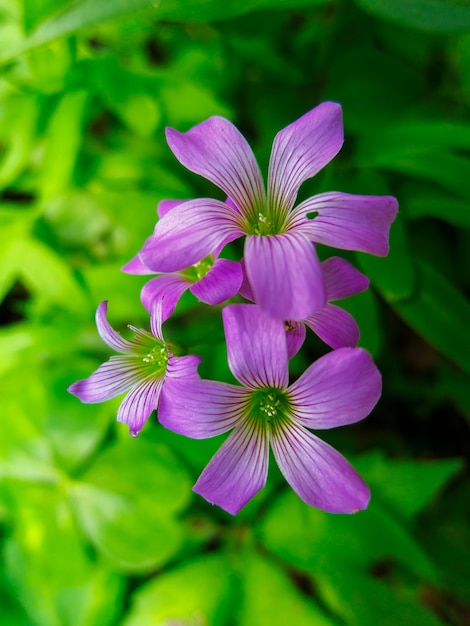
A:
124,200,242,321
159,304,381,515
240,256,370,357
139,102,398,320
68,301,201,437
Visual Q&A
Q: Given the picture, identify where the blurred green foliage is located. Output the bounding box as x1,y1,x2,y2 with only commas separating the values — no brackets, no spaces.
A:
0,0,469,624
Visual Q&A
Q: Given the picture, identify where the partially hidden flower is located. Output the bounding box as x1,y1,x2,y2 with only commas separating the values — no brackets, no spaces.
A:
159,304,381,515
139,102,398,320
123,200,243,321
68,300,201,437
240,255,369,357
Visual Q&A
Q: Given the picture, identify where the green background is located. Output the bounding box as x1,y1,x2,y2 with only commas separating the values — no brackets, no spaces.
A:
0,0,469,624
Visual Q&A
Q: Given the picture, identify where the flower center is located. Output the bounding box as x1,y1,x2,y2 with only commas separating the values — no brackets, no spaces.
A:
246,210,285,236
180,255,214,283
142,344,169,367
248,387,291,429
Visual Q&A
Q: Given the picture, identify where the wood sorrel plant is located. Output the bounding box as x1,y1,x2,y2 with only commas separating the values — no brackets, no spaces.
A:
69,102,398,515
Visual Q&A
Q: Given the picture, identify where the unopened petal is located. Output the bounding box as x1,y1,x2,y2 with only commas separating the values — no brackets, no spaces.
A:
223,304,288,389
322,256,369,301
245,232,326,319
117,376,164,436
296,192,398,256
271,422,370,513
268,102,344,216
68,356,143,403
139,198,243,273
166,117,265,217
190,259,243,305
159,379,247,438
193,421,269,515
305,304,360,349
288,347,381,429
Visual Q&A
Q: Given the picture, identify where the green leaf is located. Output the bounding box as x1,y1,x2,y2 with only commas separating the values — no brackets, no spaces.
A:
1,0,327,62
260,491,440,582
239,553,336,626
392,258,470,375
355,451,464,518
70,438,192,573
339,287,383,357
357,211,415,303
40,90,89,198
354,0,470,33
122,554,235,626
4,485,124,626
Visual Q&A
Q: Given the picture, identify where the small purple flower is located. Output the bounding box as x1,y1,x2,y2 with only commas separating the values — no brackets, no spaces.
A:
123,200,243,321
139,102,398,320
68,300,201,437
240,256,370,357
159,304,381,515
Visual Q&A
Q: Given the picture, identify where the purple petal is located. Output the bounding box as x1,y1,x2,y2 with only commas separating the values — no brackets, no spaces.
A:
190,259,243,305
117,376,164,436
166,117,265,218
159,379,247,438
284,320,307,359
288,347,381,429
122,255,154,275
141,274,189,321
268,102,344,216
322,256,369,301
149,298,164,341
139,198,244,272
95,301,134,354
271,421,370,513
295,192,399,256
244,231,326,319
68,356,143,403
167,353,202,380
238,257,255,302
193,421,269,515
305,304,360,349
223,304,288,389
157,199,185,218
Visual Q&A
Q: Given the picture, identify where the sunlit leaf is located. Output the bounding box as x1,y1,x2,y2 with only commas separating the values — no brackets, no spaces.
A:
123,554,235,626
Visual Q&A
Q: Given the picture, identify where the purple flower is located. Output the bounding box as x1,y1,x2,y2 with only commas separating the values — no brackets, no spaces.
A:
139,102,398,320
123,200,243,321
159,304,381,515
240,256,370,357
68,300,201,437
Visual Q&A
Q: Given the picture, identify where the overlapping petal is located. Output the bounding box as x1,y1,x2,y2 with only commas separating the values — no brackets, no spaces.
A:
139,198,244,273
117,376,165,436
271,421,370,513
223,304,288,389
167,354,202,380
68,356,144,403
141,274,189,320
284,320,307,359
159,379,248,438
245,231,326,319
166,117,265,216
288,347,381,429
294,192,398,256
322,256,369,301
193,420,269,515
122,255,154,275
305,304,360,349
190,258,243,305
268,102,344,216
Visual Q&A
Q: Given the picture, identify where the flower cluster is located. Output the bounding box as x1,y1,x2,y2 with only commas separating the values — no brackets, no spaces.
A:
69,102,397,515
